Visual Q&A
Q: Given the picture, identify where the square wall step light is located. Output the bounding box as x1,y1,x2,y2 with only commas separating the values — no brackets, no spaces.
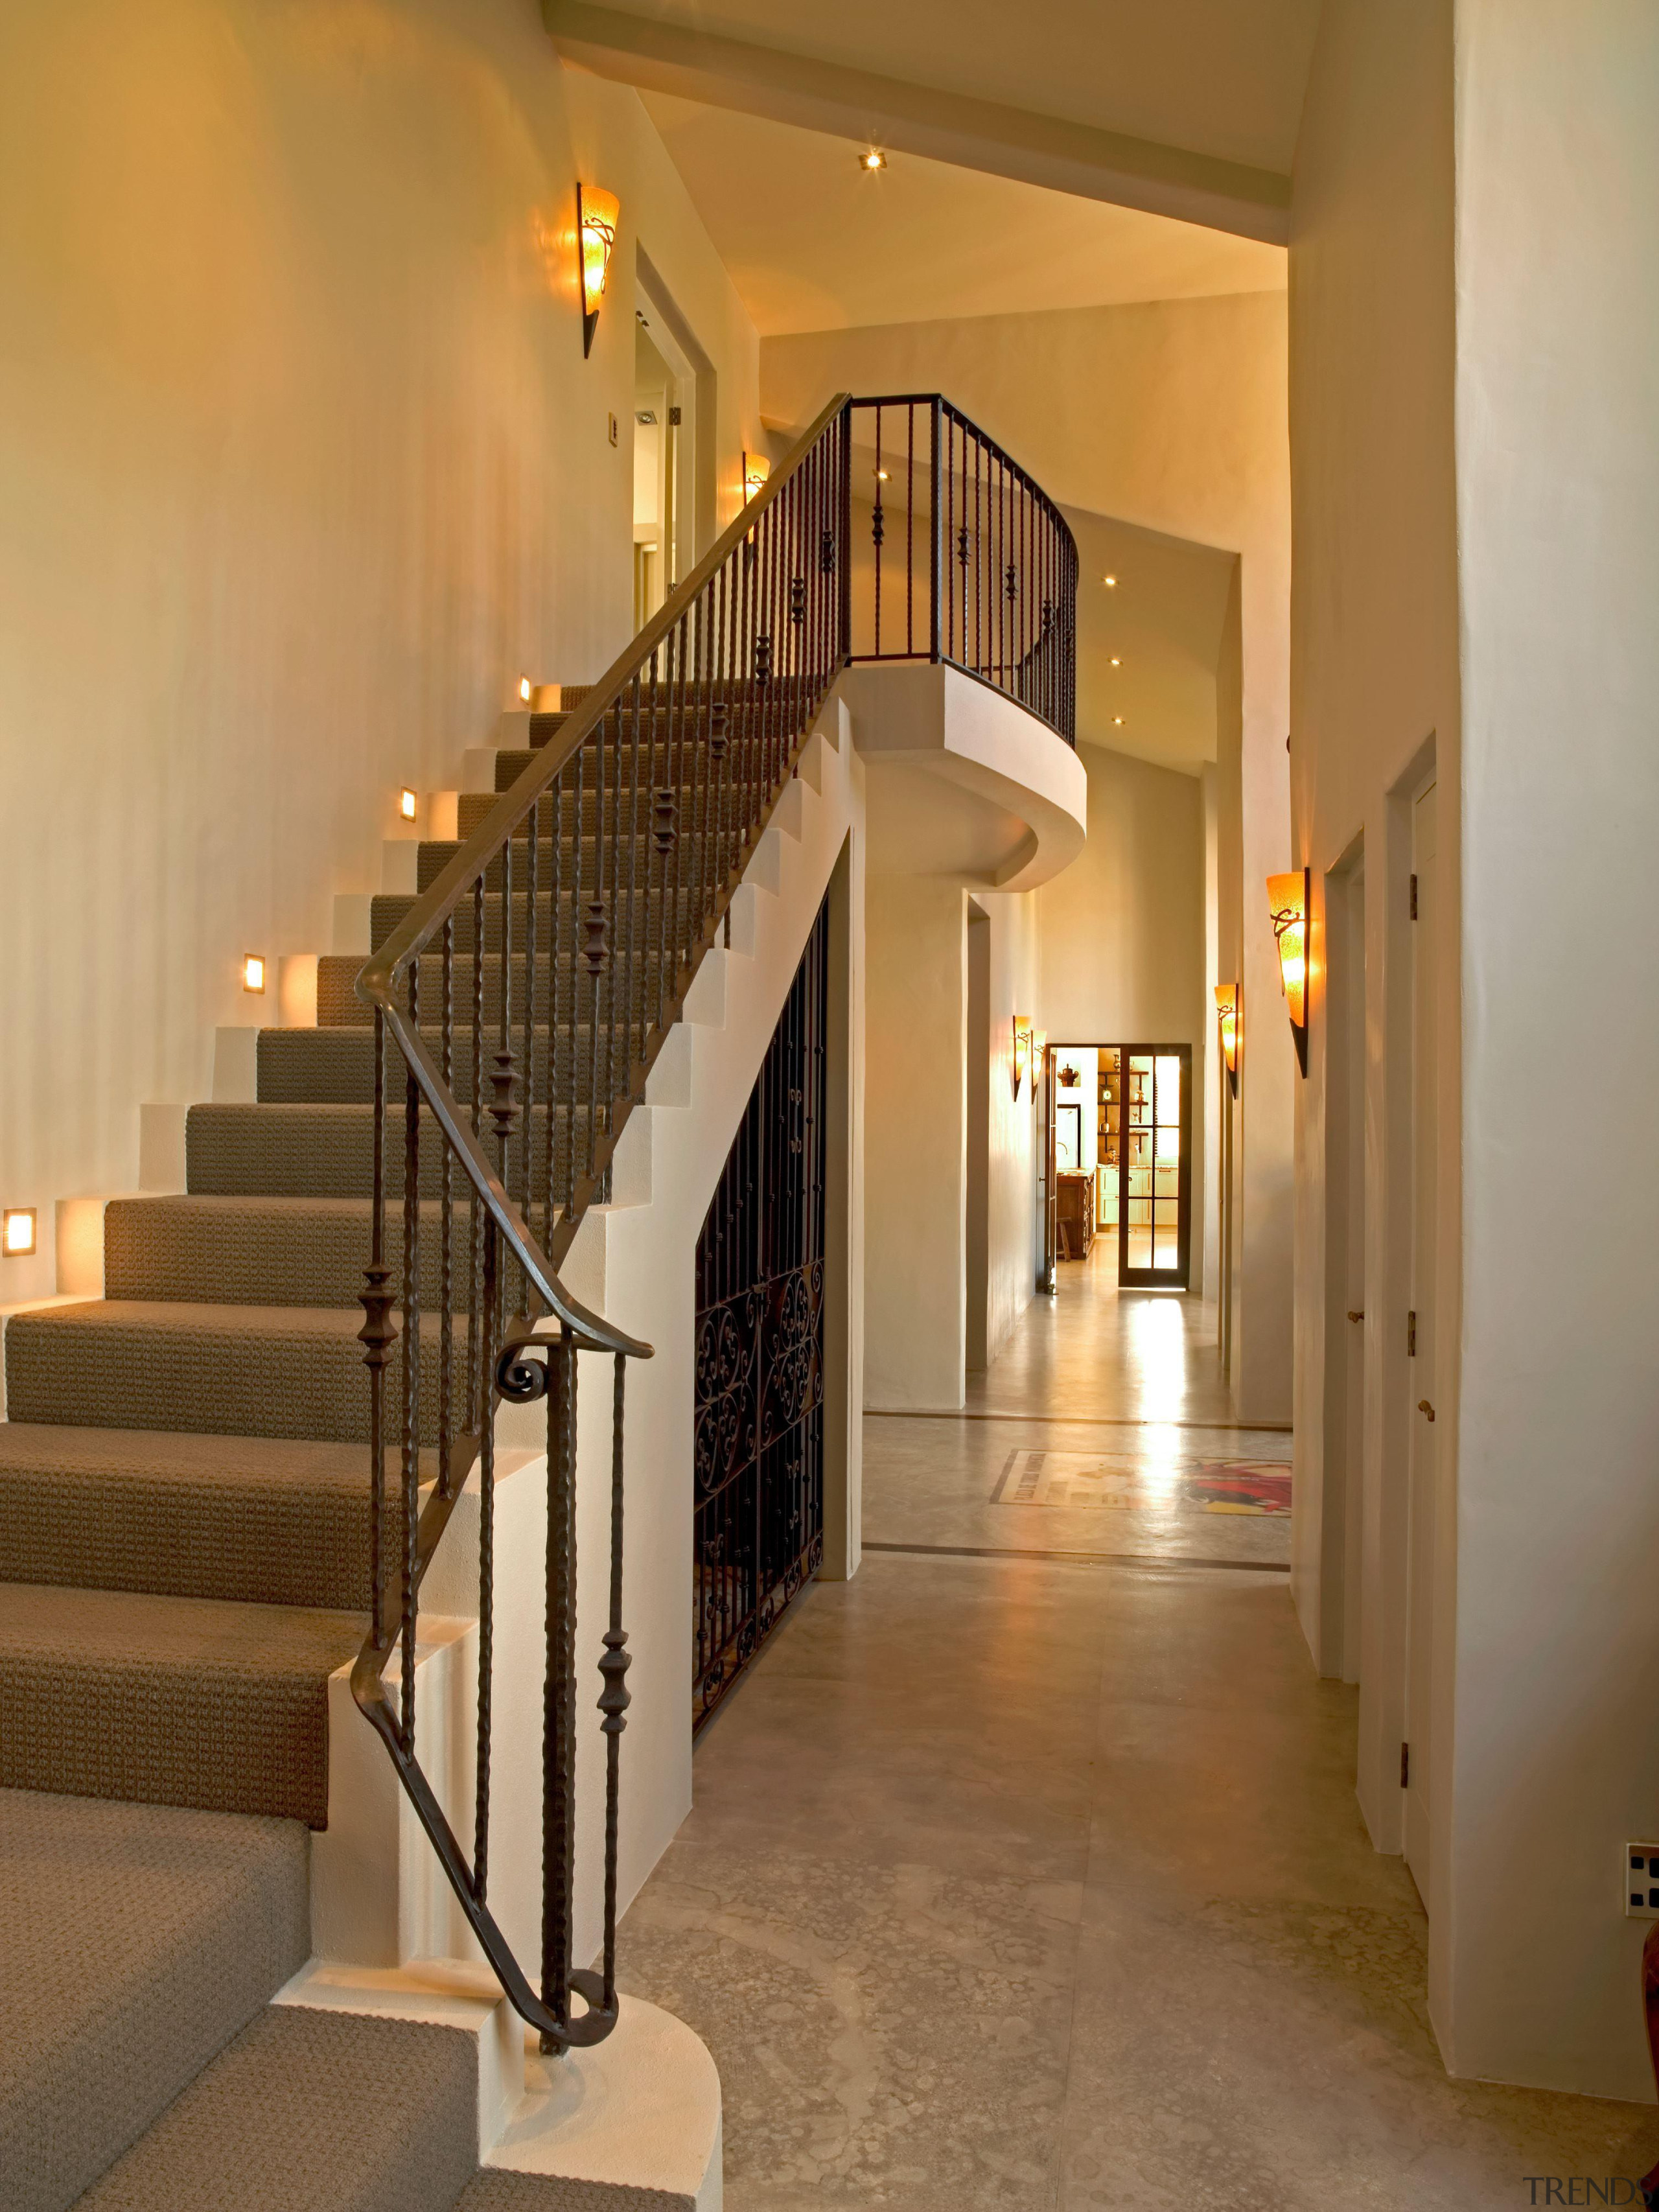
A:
4,1206,37,1257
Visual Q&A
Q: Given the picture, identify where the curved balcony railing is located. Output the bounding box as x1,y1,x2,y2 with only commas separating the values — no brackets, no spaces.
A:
846,395,1078,745
350,391,1076,2057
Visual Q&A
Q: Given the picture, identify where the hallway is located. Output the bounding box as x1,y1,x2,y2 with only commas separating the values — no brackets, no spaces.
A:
616,1264,1651,2208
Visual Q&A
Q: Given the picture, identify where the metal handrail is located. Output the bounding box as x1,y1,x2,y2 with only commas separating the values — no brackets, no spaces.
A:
347,387,1076,2058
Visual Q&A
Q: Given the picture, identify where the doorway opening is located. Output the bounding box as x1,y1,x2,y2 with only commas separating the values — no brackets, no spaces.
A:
1049,1042,1194,1288
1319,844,1367,1684
966,905,991,1371
633,258,713,633
632,316,675,631
1402,775,1438,1895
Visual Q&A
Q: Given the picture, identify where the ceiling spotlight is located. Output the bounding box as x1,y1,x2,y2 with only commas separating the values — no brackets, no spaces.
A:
1103,575,1118,588
1109,657,1121,667
1113,716,1124,726
874,468,890,482
860,149,887,172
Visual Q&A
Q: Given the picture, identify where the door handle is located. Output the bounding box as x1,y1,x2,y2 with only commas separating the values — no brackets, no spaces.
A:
1347,1309,1364,1323
1417,1399,1436,1422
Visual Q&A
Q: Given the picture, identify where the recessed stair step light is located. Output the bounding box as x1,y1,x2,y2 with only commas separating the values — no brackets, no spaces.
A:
399,787,418,822
3,1205,36,1257
242,954,266,994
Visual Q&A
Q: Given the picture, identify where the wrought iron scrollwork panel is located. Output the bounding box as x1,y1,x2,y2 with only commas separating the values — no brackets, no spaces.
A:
692,898,829,1730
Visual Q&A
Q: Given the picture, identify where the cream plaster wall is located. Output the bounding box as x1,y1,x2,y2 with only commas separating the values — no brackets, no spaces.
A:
0,0,761,1300
863,875,968,1410
862,872,1038,1410
763,298,1294,1417
1291,0,1659,2103
1442,0,1659,2101
1038,742,1207,1293
982,890,1041,1364
1288,0,1461,1881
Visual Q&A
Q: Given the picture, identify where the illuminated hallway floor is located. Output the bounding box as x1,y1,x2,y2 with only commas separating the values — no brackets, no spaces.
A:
614,1261,1651,2209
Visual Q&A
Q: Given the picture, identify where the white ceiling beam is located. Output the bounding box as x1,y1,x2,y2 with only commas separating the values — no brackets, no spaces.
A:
543,1,1291,246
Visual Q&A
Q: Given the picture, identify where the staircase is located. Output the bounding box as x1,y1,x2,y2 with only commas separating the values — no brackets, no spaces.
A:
0,683,730,2210
0,388,1075,2209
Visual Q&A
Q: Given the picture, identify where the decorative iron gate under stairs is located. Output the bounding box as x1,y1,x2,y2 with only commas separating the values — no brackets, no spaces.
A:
692,895,830,1729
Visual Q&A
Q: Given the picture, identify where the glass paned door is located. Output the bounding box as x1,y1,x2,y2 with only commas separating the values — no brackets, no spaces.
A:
1118,1045,1192,1288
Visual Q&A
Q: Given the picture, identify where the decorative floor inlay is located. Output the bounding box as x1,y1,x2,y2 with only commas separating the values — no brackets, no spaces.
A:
992,1449,1292,1515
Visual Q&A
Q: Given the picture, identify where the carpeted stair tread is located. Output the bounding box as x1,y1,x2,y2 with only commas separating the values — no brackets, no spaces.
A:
0,1425,416,1608
5,1300,465,1443
72,2003,476,2212
104,1194,462,1308
0,1788,308,2212
257,1026,564,1104
186,1102,586,1202
0,1583,363,1826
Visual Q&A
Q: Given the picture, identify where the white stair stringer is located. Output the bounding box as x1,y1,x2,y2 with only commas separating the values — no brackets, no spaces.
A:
300,691,863,2207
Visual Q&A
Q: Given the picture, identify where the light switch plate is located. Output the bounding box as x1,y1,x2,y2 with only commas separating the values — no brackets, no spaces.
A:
1623,1843,1659,1917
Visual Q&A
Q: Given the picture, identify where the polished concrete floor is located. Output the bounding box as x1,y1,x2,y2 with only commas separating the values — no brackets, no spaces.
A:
617,1253,1653,2207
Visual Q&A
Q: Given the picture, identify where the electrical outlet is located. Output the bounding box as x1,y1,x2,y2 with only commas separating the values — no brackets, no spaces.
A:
1623,1843,1659,1917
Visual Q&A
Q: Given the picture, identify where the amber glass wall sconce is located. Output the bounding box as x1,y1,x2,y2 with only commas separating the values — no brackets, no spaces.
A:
577,184,620,356
1011,1014,1034,1099
1214,982,1240,1097
1266,868,1310,1075
741,450,770,502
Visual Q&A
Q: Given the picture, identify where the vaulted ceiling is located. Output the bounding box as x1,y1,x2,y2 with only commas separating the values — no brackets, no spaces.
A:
545,0,1323,240
638,93,1286,337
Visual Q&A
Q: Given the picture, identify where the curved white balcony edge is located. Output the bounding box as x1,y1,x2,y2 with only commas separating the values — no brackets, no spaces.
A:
834,661,1087,891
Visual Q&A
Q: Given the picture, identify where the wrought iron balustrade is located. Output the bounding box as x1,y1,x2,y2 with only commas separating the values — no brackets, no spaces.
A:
350,390,1076,2058
846,395,1078,745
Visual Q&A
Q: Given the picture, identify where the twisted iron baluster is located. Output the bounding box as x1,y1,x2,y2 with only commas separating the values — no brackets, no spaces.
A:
563,748,583,1219
547,768,565,1240
439,916,454,1495
358,1008,395,1640
599,1350,631,2014
542,1327,577,2049
476,1213,496,1899
491,832,516,1324
669,612,691,994
623,677,643,1105
584,725,607,1194
469,874,485,1430
522,789,539,1237
400,961,421,1755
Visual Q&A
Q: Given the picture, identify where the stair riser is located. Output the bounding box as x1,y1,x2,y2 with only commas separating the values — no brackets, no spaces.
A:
5,1312,462,1446
317,952,664,1030
0,1461,400,1610
459,788,760,839
104,1200,463,1309
369,889,691,957
261,1029,579,1106
487,752,708,798
419,832,666,894
0,1638,340,1826
188,1104,596,1200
